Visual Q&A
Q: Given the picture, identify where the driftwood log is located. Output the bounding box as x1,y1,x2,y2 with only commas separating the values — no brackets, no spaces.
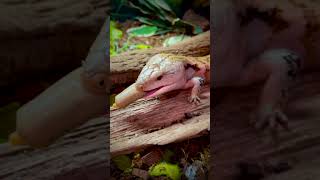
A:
110,86,210,156
210,72,320,180
0,116,108,180
110,31,211,156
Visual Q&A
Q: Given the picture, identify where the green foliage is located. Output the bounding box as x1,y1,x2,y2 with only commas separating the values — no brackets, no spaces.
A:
163,35,191,47
110,21,153,56
199,147,210,169
129,0,202,35
112,155,133,172
127,25,158,37
149,162,182,180
163,0,184,16
111,0,140,21
110,21,123,56
132,43,152,49
112,0,203,35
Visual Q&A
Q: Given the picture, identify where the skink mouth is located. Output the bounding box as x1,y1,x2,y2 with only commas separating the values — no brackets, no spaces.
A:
144,86,164,98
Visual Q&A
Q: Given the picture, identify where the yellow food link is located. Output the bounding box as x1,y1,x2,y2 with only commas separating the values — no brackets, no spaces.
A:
111,103,119,109
9,131,27,146
114,83,146,109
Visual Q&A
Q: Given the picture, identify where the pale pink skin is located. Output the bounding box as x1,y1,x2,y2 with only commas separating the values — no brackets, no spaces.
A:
135,54,207,103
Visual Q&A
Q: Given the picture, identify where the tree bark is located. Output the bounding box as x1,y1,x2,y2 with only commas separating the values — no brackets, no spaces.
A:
0,116,108,180
110,86,210,156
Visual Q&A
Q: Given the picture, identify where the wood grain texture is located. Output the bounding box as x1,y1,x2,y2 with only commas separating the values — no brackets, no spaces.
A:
0,116,108,180
110,86,210,156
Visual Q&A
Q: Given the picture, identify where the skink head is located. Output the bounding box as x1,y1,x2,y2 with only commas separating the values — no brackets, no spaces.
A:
135,54,186,97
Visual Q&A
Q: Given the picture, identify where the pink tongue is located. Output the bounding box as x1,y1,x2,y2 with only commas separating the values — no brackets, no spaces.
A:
144,87,162,98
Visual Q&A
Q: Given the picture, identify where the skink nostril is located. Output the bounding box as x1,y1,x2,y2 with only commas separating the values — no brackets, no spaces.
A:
136,84,143,91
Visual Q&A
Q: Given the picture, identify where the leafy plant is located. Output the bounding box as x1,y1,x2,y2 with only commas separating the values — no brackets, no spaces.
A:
199,147,210,169
162,34,191,47
127,25,158,37
114,0,203,35
110,21,152,57
149,162,182,180
110,20,123,56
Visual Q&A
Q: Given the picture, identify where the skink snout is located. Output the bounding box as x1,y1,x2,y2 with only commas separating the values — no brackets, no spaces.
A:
135,83,144,91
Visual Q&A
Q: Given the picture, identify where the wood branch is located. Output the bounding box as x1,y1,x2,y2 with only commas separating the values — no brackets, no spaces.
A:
0,116,108,180
110,31,210,85
210,72,320,180
110,85,210,156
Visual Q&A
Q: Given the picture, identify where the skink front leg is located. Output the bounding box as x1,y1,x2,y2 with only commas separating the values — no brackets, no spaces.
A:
184,76,205,105
236,49,301,141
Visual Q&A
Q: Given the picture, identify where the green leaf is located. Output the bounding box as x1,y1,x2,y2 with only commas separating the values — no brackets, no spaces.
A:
153,0,173,12
155,28,173,35
172,19,203,34
163,0,184,16
138,0,157,11
112,0,128,13
127,25,158,37
149,162,182,180
112,155,132,171
192,25,203,34
135,17,168,28
128,1,152,15
110,21,123,41
163,35,191,47
110,21,123,56
131,44,152,50
147,0,175,21
126,0,201,35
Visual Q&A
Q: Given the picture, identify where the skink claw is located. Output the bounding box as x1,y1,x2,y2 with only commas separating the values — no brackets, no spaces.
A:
250,106,290,144
189,95,201,105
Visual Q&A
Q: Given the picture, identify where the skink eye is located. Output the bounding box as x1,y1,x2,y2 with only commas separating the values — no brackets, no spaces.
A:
157,75,163,80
